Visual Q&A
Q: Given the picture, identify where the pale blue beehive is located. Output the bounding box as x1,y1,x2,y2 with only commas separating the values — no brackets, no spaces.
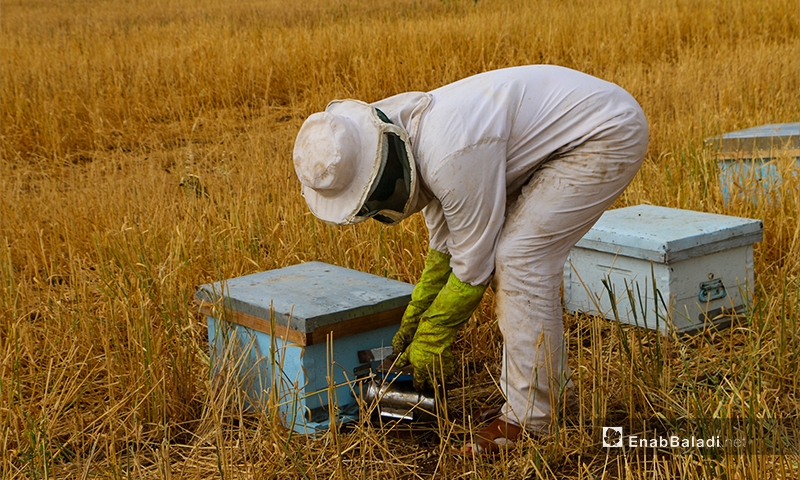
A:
564,205,763,335
195,262,413,433
706,123,799,202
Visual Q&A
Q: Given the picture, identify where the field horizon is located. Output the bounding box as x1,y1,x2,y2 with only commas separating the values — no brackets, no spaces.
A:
1,0,798,478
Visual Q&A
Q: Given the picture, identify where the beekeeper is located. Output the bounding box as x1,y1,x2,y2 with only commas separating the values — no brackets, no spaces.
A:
293,65,648,454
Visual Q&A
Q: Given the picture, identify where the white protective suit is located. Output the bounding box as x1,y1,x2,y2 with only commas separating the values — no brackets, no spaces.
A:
372,65,649,430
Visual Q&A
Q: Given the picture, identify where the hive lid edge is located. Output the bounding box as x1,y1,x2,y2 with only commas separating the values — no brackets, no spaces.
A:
574,205,762,260
197,293,410,334
705,123,800,151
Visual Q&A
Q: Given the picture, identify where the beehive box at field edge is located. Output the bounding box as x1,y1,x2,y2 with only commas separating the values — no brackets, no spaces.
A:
706,123,800,202
195,262,413,433
563,205,763,335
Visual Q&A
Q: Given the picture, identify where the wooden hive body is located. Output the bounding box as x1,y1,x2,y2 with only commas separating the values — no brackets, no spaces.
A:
564,205,763,335
196,262,413,432
705,123,799,202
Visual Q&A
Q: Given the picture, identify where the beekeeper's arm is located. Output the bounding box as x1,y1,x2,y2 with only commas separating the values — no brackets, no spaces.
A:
395,140,507,391
391,247,452,354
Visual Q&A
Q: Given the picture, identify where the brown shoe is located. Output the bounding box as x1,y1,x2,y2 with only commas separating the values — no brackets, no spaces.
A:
456,418,524,456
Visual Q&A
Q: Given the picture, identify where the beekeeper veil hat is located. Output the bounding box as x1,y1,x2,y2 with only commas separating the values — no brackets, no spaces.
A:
293,99,418,226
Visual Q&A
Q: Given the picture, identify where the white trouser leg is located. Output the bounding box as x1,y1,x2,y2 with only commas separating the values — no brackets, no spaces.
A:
493,109,648,431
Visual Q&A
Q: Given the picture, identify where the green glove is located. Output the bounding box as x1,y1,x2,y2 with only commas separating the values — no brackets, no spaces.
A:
396,272,488,391
392,248,452,355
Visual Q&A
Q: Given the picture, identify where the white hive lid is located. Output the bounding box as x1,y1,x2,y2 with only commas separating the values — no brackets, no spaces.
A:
574,205,763,263
705,123,800,159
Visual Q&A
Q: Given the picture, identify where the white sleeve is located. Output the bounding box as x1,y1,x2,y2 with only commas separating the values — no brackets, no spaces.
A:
422,200,450,255
427,139,507,286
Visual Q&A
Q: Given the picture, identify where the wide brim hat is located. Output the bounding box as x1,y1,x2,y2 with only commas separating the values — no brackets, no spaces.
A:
293,99,418,226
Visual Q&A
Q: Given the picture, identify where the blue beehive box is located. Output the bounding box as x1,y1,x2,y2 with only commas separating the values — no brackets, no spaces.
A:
564,205,763,335
705,123,799,202
195,262,413,433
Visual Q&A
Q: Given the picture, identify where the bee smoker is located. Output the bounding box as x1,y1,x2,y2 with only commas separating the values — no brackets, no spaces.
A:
354,347,438,422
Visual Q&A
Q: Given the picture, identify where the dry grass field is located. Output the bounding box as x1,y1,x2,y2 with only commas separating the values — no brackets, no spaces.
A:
1,0,798,478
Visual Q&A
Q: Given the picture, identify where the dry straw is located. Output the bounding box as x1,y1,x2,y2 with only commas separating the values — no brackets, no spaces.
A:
1,0,798,478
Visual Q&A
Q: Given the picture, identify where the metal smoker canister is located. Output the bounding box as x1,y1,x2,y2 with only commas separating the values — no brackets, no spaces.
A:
364,378,437,421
